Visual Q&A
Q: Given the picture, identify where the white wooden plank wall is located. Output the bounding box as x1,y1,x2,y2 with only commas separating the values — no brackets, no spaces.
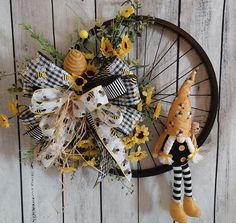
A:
0,0,233,223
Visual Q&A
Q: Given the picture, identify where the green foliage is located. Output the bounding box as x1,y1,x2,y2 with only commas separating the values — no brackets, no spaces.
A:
22,147,36,165
8,78,24,95
20,23,65,66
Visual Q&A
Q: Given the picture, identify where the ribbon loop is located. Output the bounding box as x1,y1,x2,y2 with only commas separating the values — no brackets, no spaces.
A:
20,53,144,181
30,88,66,115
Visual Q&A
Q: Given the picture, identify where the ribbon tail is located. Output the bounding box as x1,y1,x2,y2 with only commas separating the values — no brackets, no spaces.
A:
87,116,113,183
90,115,132,181
38,117,78,169
19,108,43,141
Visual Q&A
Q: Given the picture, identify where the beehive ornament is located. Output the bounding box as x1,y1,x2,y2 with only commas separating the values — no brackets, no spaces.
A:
63,49,87,76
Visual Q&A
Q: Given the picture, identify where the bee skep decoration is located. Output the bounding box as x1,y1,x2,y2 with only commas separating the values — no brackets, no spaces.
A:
153,70,202,223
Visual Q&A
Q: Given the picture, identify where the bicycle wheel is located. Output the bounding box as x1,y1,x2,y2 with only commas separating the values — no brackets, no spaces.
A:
100,16,218,178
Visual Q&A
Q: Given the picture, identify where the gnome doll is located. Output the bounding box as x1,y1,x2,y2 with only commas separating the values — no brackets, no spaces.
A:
153,70,202,223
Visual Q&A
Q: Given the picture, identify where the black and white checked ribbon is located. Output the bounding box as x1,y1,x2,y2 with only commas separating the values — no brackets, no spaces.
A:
22,52,70,96
19,109,43,141
100,57,141,106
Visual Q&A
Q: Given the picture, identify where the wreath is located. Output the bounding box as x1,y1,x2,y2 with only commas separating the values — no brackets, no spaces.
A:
0,1,159,184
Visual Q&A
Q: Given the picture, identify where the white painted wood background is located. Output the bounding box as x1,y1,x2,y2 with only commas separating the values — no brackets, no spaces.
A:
0,0,234,222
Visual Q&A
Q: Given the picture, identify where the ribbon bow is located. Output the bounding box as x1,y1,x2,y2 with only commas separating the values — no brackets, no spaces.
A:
20,52,142,181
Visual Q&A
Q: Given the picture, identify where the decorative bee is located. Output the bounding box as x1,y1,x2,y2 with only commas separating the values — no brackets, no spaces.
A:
87,91,95,101
110,128,118,137
61,74,72,81
35,72,47,79
34,108,46,114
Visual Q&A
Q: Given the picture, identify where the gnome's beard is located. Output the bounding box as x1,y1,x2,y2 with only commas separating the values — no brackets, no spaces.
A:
176,136,186,143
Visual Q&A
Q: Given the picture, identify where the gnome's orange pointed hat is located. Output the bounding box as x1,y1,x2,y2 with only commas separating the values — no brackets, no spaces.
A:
153,70,196,155
165,70,196,137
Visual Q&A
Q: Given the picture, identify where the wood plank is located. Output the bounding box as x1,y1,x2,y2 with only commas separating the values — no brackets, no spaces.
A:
138,1,179,222
0,1,22,222
52,1,101,222
11,0,63,222
96,1,139,223
180,0,223,222
216,0,236,222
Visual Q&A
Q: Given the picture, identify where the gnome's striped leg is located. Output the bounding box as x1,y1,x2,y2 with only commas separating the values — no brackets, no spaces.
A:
182,163,193,197
172,166,183,202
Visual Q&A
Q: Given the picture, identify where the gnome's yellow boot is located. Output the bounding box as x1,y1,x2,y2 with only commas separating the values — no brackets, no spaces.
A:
183,196,201,217
170,199,187,223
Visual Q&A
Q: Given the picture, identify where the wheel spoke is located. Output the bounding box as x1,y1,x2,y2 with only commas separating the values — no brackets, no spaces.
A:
152,63,203,97
142,25,148,76
192,78,210,86
151,93,175,104
145,26,165,79
161,100,210,112
150,47,193,81
145,38,178,80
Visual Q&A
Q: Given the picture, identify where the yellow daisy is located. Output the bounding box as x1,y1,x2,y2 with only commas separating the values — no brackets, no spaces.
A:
77,137,94,148
0,114,10,128
82,52,95,60
134,125,149,144
82,158,97,167
7,99,18,115
59,167,77,173
85,64,99,78
123,134,135,149
100,37,113,58
153,101,162,119
120,35,132,56
70,75,87,91
120,5,135,18
145,86,154,106
137,102,143,112
128,146,148,162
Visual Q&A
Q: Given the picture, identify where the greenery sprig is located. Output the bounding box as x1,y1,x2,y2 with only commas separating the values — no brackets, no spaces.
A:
20,23,65,66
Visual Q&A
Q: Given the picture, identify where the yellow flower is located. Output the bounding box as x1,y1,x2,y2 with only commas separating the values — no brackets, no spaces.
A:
85,64,99,78
77,137,94,148
100,37,113,58
128,146,147,162
82,52,95,60
79,29,89,39
145,86,154,106
59,167,77,173
153,101,162,119
137,102,143,112
70,75,87,91
123,134,135,149
82,158,97,167
133,125,149,144
0,114,10,128
112,48,125,59
120,35,132,55
120,5,135,18
7,99,18,115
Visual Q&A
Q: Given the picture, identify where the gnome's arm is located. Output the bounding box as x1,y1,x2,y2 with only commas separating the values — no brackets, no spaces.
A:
158,135,175,165
185,137,203,163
